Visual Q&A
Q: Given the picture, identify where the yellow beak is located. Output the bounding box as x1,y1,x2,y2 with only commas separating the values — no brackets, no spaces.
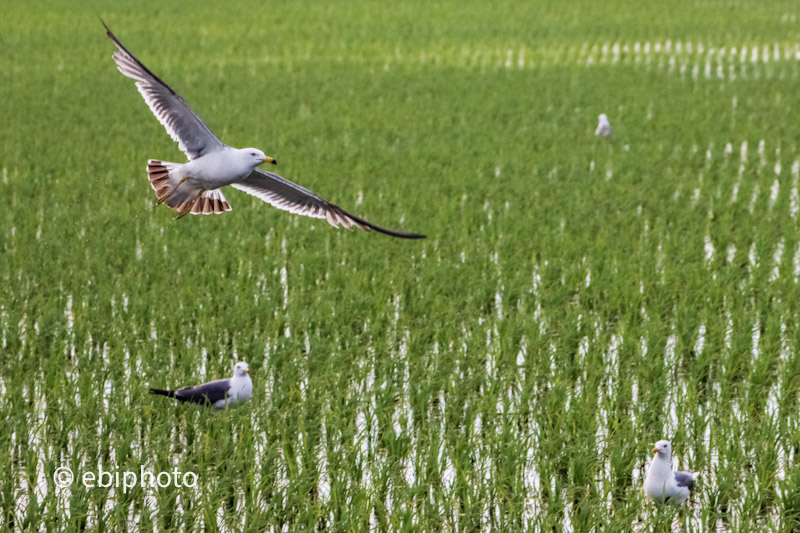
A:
261,156,277,165
652,447,659,454
243,369,250,374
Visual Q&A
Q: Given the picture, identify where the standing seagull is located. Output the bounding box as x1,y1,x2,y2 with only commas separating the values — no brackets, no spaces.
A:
149,362,254,410
103,21,424,238
643,440,699,505
595,113,612,137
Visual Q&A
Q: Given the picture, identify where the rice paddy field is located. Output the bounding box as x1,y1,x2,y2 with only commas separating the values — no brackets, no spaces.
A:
3,0,800,530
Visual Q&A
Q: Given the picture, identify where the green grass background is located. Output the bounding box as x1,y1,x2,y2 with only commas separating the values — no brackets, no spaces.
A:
2,0,800,530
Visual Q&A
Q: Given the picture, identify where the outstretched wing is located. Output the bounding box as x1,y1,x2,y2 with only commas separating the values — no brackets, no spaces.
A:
231,168,426,239
674,471,696,490
174,378,231,405
103,20,225,160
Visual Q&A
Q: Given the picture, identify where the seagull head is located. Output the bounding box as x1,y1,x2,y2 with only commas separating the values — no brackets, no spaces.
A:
598,113,609,123
233,361,251,377
652,440,671,457
242,148,277,166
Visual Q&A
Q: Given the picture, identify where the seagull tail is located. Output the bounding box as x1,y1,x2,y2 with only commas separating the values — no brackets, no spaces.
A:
147,160,182,202
149,388,176,398
189,190,232,215
146,160,202,215
147,160,231,216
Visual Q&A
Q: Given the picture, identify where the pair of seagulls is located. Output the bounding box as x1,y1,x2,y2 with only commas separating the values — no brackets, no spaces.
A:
153,362,700,509
156,367,700,508
104,21,424,239
153,368,700,509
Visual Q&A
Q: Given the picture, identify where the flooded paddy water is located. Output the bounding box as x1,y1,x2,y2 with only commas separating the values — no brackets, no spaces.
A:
2,0,800,530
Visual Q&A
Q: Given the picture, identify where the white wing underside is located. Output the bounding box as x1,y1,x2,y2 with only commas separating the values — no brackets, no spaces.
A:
105,23,225,160
231,169,425,237
232,169,358,228
105,22,425,238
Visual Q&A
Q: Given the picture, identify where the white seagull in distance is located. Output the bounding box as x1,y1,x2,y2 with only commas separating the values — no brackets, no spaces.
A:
103,21,424,239
595,113,612,137
643,440,699,505
149,361,253,410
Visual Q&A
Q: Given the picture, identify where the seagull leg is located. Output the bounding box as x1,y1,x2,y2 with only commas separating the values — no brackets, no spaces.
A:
175,189,204,220
158,176,188,206
175,204,192,219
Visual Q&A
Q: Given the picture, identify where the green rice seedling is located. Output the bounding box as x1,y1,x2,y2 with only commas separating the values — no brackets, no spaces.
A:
2,0,800,530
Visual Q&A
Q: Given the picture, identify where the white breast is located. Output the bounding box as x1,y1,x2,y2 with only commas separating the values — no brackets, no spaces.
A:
644,459,689,504
213,375,253,410
185,147,258,188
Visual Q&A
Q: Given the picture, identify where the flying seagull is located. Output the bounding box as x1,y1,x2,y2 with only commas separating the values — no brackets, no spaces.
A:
103,21,424,239
595,113,612,137
149,361,253,410
643,440,699,505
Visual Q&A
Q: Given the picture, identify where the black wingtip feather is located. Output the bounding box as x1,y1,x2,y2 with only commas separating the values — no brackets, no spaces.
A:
368,224,427,239
338,207,426,239
99,17,117,43
101,19,179,97
149,388,175,398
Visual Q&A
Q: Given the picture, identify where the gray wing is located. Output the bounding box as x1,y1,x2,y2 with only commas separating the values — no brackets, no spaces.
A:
103,21,225,160
231,168,426,239
674,471,696,490
174,378,231,405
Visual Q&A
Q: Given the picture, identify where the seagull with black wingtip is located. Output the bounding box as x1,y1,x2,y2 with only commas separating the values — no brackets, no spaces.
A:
150,362,253,410
102,20,425,238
